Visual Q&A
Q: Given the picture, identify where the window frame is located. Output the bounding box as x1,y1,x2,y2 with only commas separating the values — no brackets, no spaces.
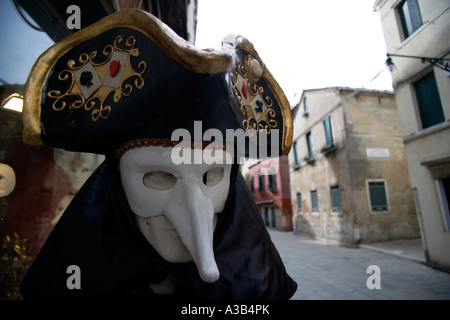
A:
306,132,313,159
296,192,302,212
268,173,277,192
263,207,269,227
435,178,450,231
258,174,265,193
397,0,423,40
323,116,334,149
310,189,319,212
303,96,309,117
413,71,445,130
366,180,390,213
293,141,299,166
330,185,341,212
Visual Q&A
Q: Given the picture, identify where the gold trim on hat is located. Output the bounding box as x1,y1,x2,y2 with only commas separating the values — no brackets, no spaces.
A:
229,37,293,155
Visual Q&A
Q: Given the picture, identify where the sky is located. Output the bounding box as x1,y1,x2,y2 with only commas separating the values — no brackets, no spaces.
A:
195,0,394,106
0,0,54,86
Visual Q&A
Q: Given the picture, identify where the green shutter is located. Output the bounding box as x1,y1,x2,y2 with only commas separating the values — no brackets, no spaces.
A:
414,72,445,129
293,141,299,165
259,175,265,192
399,0,423,38
297,193,302,212
311,190,318,211
368,181,388,211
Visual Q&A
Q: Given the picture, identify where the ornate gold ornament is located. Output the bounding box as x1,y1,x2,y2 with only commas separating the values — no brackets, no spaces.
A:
47,35,147,122
225,36,293,155
0,232,32,283
230,60,278,134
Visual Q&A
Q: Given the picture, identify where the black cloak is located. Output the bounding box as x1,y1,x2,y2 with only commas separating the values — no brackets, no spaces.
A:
20,159,297,299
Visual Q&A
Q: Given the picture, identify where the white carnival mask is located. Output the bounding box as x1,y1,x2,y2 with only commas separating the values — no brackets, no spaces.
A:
119,145,232,283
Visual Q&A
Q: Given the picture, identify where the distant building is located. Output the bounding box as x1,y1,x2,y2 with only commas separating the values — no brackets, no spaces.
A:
248,156,293,231
289,87,420,245
374,0,450,271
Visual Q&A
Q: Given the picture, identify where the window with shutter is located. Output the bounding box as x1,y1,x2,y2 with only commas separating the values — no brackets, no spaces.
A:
414,71,445,130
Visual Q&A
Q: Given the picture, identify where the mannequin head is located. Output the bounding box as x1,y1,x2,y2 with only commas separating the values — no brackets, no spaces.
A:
53,149,104,192
51,194,75,225
119,145,232,283
66,157,95,191
0,163,16,197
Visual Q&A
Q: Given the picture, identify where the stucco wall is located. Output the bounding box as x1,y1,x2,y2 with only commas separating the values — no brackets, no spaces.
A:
290,88,419,244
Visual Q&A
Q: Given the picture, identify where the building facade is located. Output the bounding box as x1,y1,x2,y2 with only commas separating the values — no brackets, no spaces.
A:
289,87,420,245
248,156,293,231
375,0,450,271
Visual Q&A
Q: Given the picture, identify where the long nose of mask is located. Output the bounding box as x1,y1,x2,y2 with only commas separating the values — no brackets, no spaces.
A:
165,177,219,283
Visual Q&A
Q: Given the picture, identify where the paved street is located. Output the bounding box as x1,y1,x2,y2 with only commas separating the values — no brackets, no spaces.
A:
268,229,450,300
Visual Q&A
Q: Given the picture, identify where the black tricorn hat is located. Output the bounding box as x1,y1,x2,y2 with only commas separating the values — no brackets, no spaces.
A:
23,9,293,158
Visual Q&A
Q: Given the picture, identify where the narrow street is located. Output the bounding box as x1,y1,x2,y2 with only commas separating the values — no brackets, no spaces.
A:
268,229,450,300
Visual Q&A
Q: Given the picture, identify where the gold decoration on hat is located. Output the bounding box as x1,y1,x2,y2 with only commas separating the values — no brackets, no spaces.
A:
47,35,147,122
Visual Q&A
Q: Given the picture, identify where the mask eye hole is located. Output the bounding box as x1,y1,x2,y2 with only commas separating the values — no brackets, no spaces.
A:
143,171,177,190
202,167,224,186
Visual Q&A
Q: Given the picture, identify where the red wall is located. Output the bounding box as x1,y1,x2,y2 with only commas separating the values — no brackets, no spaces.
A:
248,155,292,230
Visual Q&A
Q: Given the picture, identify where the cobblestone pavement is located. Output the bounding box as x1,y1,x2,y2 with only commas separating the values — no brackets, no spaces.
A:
267,229,450,300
